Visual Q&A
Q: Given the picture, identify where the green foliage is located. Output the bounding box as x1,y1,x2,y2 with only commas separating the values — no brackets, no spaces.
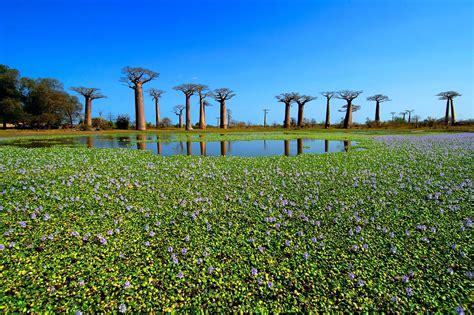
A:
116,114,130,129
0,133,472,313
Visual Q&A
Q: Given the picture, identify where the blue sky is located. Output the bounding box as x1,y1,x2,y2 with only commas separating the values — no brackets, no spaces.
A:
1,0,472,125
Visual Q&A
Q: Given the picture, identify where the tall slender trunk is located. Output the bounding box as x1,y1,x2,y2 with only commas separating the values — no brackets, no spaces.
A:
220,141,227,155
450,98,456,125
87,136,93,148
408,112,411,123
85,96,92,129
69,114,73,126
186,141,192,155
297,138,303,155
155,99,160,128
284,103,291,128
137,134,146,150
264,112,267,127
200,141,206,156
284,140,290,156
185,95,192,130
324,139,329,153
156,142,162,155
444,98,450,125
297,104,304,127
220,100,227,129
135,84,146,131
325,98,330,129
375,101,380,123
179,113,183,128
199,97,206,129
2,121,6,130
343,100,353,129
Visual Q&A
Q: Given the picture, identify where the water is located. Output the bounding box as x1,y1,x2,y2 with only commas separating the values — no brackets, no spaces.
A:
0,135,360,156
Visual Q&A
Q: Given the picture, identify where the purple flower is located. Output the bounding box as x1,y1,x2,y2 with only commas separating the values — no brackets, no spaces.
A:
298,231,304,237
19,221,26,228
351,245,358,252
167,246,173,252
357,279,365,287
356,226,362,233
348,272,355,280
207,266,214,274
0,244,4,250
402,275,409,283
206,224,211,231
148,231,155,237
181,248,187,255
107,230,114,236
177,272,184,279
466,271,473,279
123,281,131,289
406,287,414,296
251,267,258,276
72,231,80,237
303,252,309,260
447,267,454,274
43,213,50,221
31,213,37,219
258,246,264,253
362,243,368,249
78,279,85,286
197,258,203,264
456,306,465,315
76,311,82,315
267,281,273,288
145,241,150,246
311,237,317,243
48,234,54,240
285,240,291,246
118,303,126,313
203,251,209,257
390,245,397,254
391,296,398,304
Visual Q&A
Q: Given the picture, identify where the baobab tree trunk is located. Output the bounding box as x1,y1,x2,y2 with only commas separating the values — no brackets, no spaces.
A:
375,101,380,123
134,84,146,131
156,142,162,155
284,140,290,156
87,136,93,148
297,105,304,127
200,141,206,156
445,98,450,125
284,104,291,128
220,141,227,155
137,134,146,150
297,138,303,155
186,141,192,155
324,139,329,153
450,98,456,125
325,99,330,129
179,114,183,128
343,100,353,129
408,112,412,123
155,99,161,128
220,100,227,129
85,97,92,129
199,99,206,129
344,140,351,152
185,95,193,130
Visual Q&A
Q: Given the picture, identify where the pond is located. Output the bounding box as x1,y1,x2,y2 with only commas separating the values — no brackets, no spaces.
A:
0,135,360,157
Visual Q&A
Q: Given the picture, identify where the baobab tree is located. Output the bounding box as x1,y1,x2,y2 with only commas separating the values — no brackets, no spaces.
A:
120,67,159,131
211,88,236,129
292,93,317,128
148,88,165,128
367,94,390,124
437,91,461,125
263,109,269,127
405,109,414,123
390,112,396,121
70,87,106,130
173,105,184,128
195,84,210,129
399,111,407,122
174,84,199,130
227,108,232,128
320,92,336,129
336,90,363,128
276,93,295,128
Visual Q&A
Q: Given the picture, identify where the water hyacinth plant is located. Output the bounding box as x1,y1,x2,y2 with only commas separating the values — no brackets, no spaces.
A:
0,133,472,312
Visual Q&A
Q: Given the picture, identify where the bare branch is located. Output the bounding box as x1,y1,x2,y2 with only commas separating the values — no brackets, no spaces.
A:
211,88,236,101
320,91,336,100
336,90,363,101
367,94,391,103
172,104,185,115
70,87,106,100
339,104,361,112
292,92,317,106
173,83,199,96
275,93,295,105
148,88,165,100
120,66,159,87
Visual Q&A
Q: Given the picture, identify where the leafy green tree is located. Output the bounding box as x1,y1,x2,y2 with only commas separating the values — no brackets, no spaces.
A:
0,65,23,129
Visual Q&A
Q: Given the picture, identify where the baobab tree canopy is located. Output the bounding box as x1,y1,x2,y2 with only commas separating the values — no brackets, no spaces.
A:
275,93,295,104
320,91,336,99
336,90,363,101
339,104,361,112
211,88,236,101
436,91,462,99
292,93,317,105
70,87,106,100
120,67,159,88
173,84,199,95
148,88,165,99
173,104,184,114
367,94,390,103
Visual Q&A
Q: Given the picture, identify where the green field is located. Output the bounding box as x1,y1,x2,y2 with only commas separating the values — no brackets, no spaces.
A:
0,131,472,313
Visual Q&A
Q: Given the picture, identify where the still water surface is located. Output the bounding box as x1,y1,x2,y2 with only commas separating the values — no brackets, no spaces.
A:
0,135,359,157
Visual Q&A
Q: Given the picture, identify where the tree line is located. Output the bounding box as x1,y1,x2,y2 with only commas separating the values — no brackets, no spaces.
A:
0,64,463,130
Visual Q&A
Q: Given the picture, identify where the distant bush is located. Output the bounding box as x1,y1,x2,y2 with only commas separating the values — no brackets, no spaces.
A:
116,114,130,129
